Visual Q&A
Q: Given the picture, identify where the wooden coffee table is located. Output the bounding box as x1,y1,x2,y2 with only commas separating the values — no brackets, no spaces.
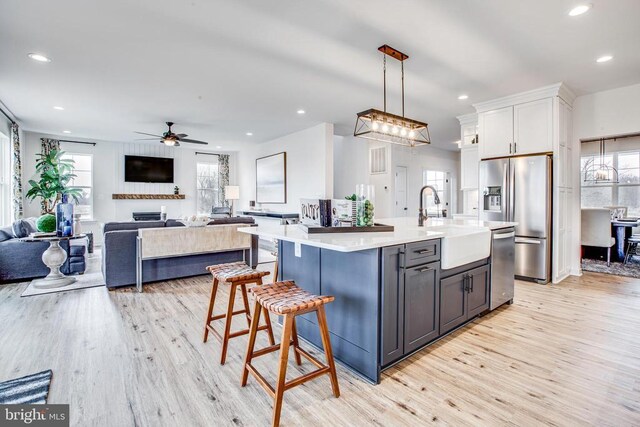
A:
21,234,87,289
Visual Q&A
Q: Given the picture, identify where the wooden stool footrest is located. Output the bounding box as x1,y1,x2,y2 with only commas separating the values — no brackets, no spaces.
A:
284,367,331,391
246,363,276,398
207,324,271,341
250,340,296,358
210,308,248,321
295,347,325,369
245,361,332,396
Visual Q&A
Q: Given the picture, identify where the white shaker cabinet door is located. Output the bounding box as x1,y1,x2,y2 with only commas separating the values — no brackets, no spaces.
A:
478,106,513,159
460,146,479,190
513,98,553,155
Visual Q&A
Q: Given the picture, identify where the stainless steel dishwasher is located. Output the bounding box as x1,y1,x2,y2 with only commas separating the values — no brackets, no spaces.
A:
490,227,515,310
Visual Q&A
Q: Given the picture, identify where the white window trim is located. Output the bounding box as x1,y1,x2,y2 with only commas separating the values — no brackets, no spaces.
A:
62,152,94,221
196,157,221,215
422,168,451,216
581,150,640,215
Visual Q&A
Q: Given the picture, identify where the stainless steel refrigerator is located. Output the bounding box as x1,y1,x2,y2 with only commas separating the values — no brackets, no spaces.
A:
479,154,552,283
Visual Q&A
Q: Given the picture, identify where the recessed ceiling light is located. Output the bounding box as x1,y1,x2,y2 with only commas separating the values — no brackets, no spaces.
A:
246,132,253,136
28,53,51,62
596,55,613,63
53,106,64,110
215,145,222,149
568,4,592,16
458,94,469,100
297,109,306,115
62,130,71,134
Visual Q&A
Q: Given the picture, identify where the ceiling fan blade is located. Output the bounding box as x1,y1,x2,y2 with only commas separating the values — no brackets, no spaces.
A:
134,131,163,138
176,133,188,138
135,138,160,141
180,138,209,145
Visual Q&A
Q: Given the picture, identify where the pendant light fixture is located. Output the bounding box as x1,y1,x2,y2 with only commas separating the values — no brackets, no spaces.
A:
582,138,619,184
354,45,430,147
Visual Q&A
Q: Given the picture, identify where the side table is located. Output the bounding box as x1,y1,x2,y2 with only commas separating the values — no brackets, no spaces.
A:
20,234,87,289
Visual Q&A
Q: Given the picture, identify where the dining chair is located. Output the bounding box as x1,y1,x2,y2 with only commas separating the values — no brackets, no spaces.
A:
604,206,628,219
581,208,616,266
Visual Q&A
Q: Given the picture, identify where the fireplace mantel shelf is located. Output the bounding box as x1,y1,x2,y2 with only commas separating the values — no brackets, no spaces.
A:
112,194,185,200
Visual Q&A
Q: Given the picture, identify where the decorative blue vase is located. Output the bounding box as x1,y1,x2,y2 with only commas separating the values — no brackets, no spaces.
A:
56,194,74,237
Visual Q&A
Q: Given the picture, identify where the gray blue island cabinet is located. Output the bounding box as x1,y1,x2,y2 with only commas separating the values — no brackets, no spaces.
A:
278,237,486,384
237,218,514,384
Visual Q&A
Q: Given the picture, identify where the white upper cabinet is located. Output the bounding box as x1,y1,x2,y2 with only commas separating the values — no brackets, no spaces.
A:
460,146,479,190
513,98,553,155
461,123,477,147
478,106,513,159
457,113,480,190
478,98,553,159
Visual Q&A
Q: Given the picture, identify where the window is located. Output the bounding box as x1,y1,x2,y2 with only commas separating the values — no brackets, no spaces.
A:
0,132,10,225
422,170,450,216
61,153,93,220
196,160,221,214
581,150,640,217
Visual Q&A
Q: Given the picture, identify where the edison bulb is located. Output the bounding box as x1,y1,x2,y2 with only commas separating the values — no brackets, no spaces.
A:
400,128,407,136
391,126,399,134
372,121,379,131
382,124,389,133
408,130,416,138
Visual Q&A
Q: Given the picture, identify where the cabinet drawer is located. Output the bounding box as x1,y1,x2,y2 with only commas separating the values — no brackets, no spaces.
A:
404,240,440,267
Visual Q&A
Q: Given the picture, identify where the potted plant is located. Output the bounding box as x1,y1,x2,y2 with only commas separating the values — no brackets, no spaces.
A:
26,150,82,214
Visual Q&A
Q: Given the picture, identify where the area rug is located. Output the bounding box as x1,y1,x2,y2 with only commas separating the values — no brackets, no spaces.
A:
581,257,640,278
21,250,104,297
0,370,52,404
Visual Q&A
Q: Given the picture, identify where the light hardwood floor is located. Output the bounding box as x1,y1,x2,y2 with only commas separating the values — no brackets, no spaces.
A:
1,269,639,426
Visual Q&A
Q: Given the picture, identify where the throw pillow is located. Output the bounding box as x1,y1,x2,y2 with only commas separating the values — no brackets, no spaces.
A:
12,218,38,238
0,226,13,242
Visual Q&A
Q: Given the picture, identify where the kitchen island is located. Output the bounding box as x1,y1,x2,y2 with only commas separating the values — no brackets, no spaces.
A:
239,217,516,383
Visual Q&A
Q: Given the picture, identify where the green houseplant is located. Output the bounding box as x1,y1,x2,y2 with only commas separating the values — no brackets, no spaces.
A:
26,150,82,214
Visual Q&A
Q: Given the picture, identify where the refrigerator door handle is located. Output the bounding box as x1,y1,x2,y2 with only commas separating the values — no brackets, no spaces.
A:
515,238,542,245
494,231,515,240
503,162,509,221
509,159,515,224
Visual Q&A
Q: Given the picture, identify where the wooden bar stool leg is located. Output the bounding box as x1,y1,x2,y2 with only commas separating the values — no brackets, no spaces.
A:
273,314,293,427
316,306,340,398
263,307,276,345
203,278,219,343
291,317,302,366
240,283,252,327
220,283,238,365
241,300,262,387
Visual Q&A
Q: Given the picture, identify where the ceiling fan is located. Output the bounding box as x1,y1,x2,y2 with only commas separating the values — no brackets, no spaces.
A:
134,122,209,146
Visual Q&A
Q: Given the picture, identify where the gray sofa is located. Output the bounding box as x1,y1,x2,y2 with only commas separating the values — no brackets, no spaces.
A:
0,218,87,283
101,217,258,289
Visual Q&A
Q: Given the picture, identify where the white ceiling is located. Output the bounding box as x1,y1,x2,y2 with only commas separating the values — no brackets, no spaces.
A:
1,0,639,151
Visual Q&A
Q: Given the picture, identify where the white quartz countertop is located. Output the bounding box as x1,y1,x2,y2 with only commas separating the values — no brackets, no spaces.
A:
238,217,517,253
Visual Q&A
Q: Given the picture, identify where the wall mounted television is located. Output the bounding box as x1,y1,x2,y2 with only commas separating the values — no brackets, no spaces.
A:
124,155,174,183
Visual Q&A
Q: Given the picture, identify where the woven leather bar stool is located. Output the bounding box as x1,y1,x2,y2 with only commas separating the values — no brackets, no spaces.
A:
241,280,340,427
203,261,275,364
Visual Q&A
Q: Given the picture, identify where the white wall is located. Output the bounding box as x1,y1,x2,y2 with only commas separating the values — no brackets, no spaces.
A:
393,145,461,217
571,82,640,274
21,131,236,243
333,135,461,218
574,83,640,141
237,123,334,212
333,135,369,199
